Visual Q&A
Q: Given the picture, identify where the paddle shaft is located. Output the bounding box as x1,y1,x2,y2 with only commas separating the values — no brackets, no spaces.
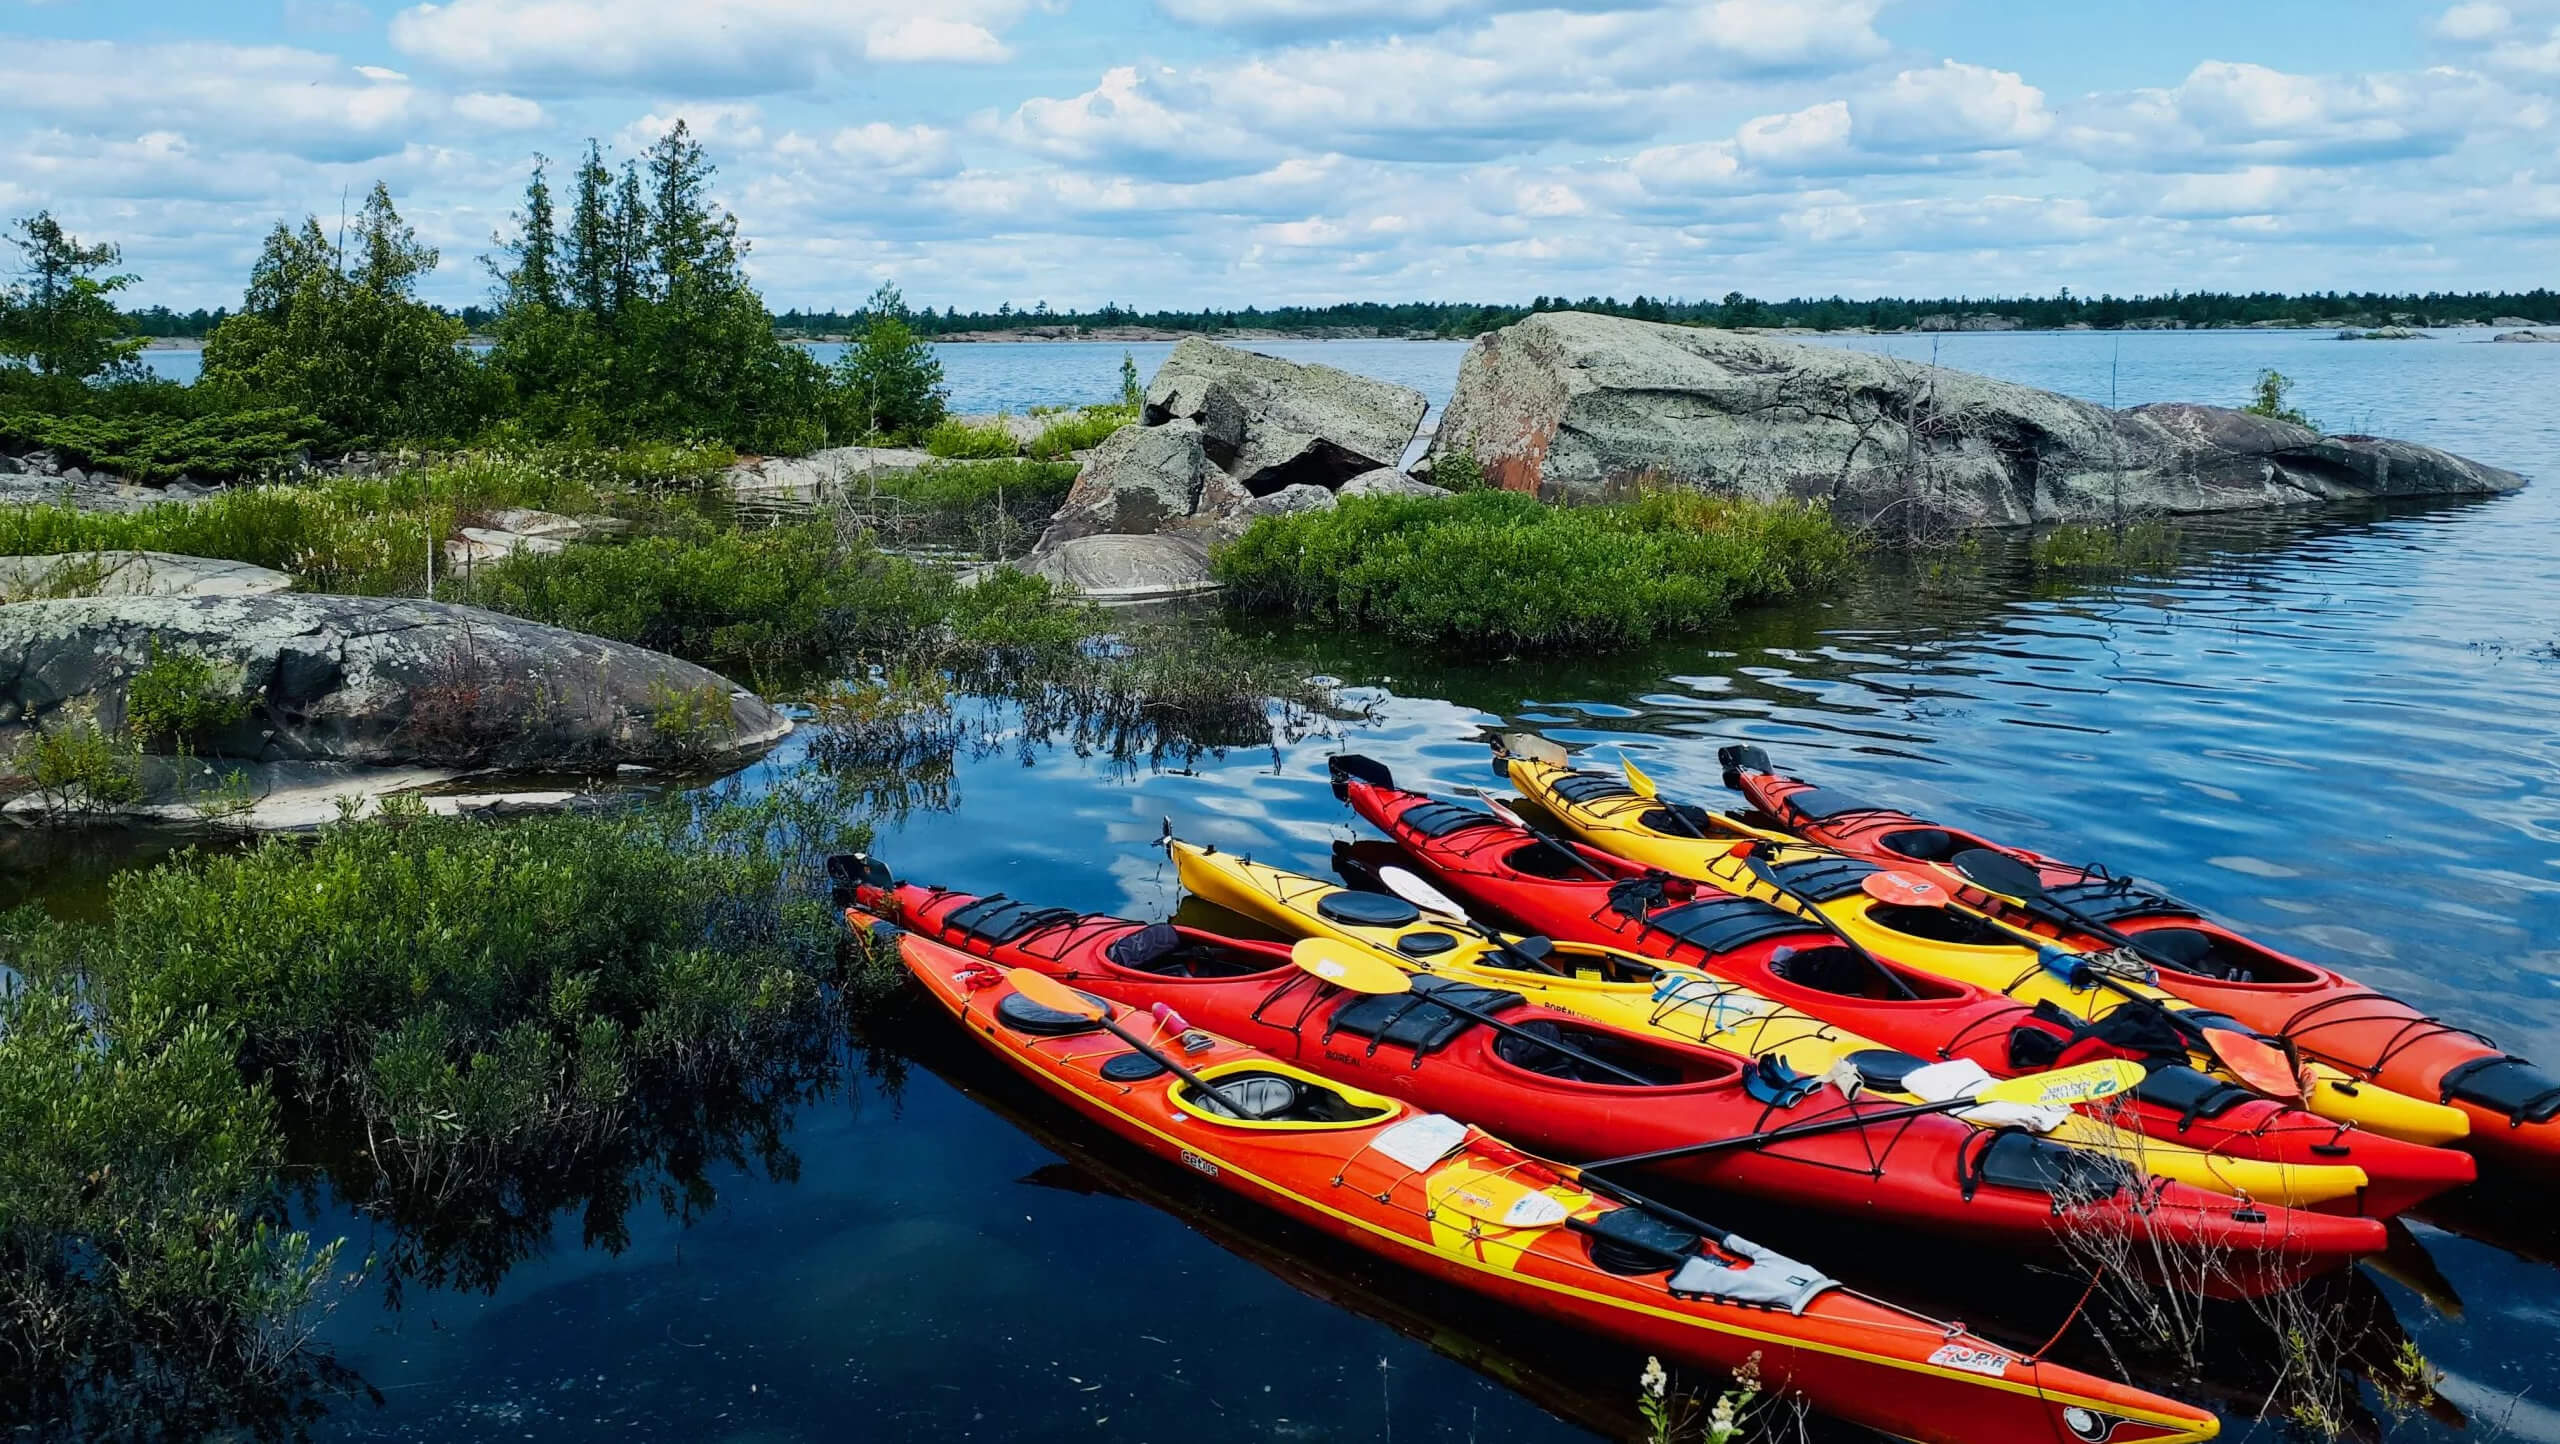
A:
1933,895,2222,1052
1422,992,1659,1087
1579,1093,2001,1173
1743,858,1926,1003
1098,1016,1268,1120
1470,789,1619,881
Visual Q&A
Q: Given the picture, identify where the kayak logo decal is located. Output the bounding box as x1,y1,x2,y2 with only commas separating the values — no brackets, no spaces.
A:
1924,1343,2010,1378
1178,1150,1219,1178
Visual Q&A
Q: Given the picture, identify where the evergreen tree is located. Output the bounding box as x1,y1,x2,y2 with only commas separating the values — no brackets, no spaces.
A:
0,211,147,381
832,281,946,443
609,161,649,317
563,142,614,318
493,155,561,311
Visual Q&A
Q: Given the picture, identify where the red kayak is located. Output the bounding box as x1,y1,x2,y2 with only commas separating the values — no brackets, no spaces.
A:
1717,744,2560,1169
838,857,2386,1291
1327,755,2474,1221
889,924,2224,1444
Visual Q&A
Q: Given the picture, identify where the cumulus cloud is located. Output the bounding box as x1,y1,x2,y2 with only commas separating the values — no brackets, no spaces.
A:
387,0,1022,93
2066,60,2517,169
1002,66,1275,179
1857,60,2052,153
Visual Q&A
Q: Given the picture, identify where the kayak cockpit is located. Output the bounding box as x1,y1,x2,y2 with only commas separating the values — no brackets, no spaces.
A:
1104,922,1288,979
1175,1063,1399,1129
1489,1019,1727,1087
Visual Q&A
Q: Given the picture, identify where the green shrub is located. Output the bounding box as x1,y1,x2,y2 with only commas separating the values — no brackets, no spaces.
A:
2031,520,2181,575
2243,369,2315,429
1430,450,1491,492
126,640,248,749
454,517,963,678
11,718,143,812
1025,403,1133,460
0,977,339,1428
866,457,1078,516
0,405,330,481
923,416,1021,459
6,794,864,1182
1213,489,1853,652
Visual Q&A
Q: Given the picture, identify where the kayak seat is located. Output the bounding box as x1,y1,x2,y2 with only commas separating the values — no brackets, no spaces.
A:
2439,1056,2560,1126
1185,1070,1390,1125
1841,1048,1931,1092
1581,1206,1700,1276
2131,1064,2254,1123
1639,804,1717,836
1769,945,1915,1001
1398,801,1505,838
1766,855,1881,902
1620,894,1807,955
996,989,1111,1037
1547,771,1638,807
1967,1130,2136,1202
1862,902,2014,947
1327,976,1520,1056
1502,840,1595,880
1317,890,1424,928
1491,1020,1687,1087
944,895,1080,945
1105,924,1280,978
1878,827,1968,862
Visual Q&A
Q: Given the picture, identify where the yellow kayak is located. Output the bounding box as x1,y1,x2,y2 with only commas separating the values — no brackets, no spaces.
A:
1500,753,2471,1149
1172,837,2372,1208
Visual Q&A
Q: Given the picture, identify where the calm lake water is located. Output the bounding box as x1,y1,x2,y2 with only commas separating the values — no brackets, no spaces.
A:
97,331,2560,1440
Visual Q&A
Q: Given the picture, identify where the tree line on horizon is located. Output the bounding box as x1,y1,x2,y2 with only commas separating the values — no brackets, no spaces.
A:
106,286,2560,345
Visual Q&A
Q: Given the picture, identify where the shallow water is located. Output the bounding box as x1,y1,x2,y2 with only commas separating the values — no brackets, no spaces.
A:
78,329,2560,1439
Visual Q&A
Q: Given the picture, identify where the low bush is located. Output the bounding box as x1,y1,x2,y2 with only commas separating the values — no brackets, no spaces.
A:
125,640,249,749
1025,403,1133,460
1212,489,1854,653
0,978,340,1432
10,718,144,814
922,416,1020,460
0,404,332,481
864,457,1078,517
1429,450,1492,492
4,792,866,1188
2032,520,2181,575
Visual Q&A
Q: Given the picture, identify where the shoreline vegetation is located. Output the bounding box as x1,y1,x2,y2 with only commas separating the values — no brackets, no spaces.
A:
112,290,2560,346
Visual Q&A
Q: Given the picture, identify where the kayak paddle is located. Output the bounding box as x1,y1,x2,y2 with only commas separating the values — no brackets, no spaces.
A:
1946,847,2204,975
1621,753,1712,839
1578,1058,2146,1173
1002,967,1271,1119
1464,789,1621,881
1290,939,1657,1086
1737,850,1924,1001
1862,870,2306,1101
1372,864,1571,977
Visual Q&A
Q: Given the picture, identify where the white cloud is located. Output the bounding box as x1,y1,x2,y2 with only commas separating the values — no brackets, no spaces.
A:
865,17,1010,63
1156,0,1488,28
772,122,960,177
0,40,446,162
1857,60,2051,152
2436,3,2512,40
2067,60,2515,169
1003,66,1275,179
388,0,1024,93
453,91,545,128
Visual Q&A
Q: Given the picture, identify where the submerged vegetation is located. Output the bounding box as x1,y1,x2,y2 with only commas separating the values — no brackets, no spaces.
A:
1214,489,1855,652
2031,520,2184,576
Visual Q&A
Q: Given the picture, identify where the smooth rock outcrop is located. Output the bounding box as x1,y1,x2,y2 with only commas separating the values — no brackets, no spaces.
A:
1144,337,1428,495
1424,312,2527,526
725,446,933,495
1020,533,1219,605
2493,330,2560,343
0,551,293,601
0,593,790,770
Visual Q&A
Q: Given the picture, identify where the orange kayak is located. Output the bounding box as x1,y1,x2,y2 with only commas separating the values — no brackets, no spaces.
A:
890,923,2221,1444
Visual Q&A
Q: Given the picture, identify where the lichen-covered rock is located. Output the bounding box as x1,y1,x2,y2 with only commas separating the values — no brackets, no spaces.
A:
1143,336,1427,494
1425,311,2526,525
1339,467,1448,499
0,551,292,601
1034,419,1218,550
0,593,790,770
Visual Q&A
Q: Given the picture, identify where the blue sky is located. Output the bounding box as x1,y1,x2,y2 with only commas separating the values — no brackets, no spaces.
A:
4,0,2554,311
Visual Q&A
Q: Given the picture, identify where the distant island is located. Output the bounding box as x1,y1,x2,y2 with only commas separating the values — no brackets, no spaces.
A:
117,287,2560,344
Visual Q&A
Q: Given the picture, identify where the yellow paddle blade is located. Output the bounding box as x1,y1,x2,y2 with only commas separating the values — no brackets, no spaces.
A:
1975,1059,2145,1109
1004,967,1109,1021
1291,938,1412,996
1619,753,1661,798
2207,1028,2306,1102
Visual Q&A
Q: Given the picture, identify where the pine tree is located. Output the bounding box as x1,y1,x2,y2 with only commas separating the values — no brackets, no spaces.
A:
494,155,561,311
563,141,614,318
609,160,649,316
351,182,435,299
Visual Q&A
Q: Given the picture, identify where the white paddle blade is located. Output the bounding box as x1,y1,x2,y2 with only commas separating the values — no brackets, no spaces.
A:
1979,1059,2146,1109
1380,865,1469,921
1501,732,1571,767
